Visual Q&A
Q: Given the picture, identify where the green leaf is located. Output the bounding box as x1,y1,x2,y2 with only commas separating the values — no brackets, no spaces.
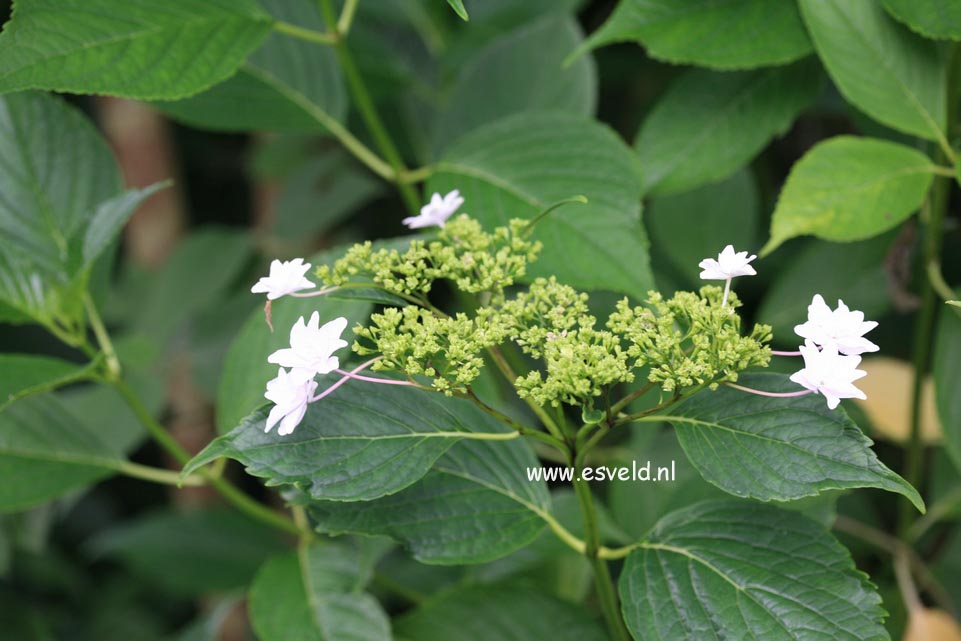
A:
447,0,469,21
249,544,390,641
935,304,961,473
155,0,346,132
647,169,759,287
635,60,821,196
664,372,924,511
86,508,287,597
188,385,514,502
428,112,654,299
0,0,273,100
432,15,596,154
0,395,124,512
762,136,935,255
395,584,607,641
609,429,727,539
799,0,947,142
216,290,370,434
620,500,891,641
83,182,169,267
950,300,961,308
0,354,95,412
883,0,961,40
579,0,812,70
0,92,121,326
757,235,895,343
307,437,549,565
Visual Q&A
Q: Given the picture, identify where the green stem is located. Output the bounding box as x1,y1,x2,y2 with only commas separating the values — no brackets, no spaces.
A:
486,345,566,443
113,378,191,465
572,476,630,641
463,389,567,450
399,165,434,183
909,485,961,541
112,378,303,537
118,461,205,486
84,294,120,380
372,572,428,605
273,20,337,45
900,44,959,536
319,0,421,215
337,0,360,35
609,382,655,416
928,259,960,307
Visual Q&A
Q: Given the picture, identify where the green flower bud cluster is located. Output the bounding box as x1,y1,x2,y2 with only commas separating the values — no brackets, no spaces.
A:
607,286,772,392
514,327,633,407
354,305,513,394
500,277,592,358
316,215,541,305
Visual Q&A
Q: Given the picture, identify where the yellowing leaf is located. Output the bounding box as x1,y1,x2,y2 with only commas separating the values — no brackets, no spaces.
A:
856,357,941,444
903,609,961,641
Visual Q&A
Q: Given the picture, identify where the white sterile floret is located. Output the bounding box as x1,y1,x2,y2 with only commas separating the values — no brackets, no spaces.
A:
264,367,318,435
794,294,879,355
789,340,867,410
268,313,348,375
698,245,757,280
402,190,464,229
250,258,315,300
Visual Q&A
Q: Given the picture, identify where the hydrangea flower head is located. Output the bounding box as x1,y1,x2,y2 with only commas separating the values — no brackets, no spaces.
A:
794,294,879,355
402,190,464,229
268,313,348,375
251,258,315,300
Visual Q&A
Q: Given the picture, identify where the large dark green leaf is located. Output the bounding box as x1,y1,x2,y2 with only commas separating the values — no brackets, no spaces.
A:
0,0,272,100
215,289,370,434
883,0,961,40
620,501,890,641
307,437,549,565
800,0,947,142
428,112,654,299
580,0,812,70
156,0,346,131
0,395,124,512
0,92,121,325
395,584,607,641
432,14,596,154
187,385,516,502
86,508,287,597
249,544,390,641
609,429,727,539
635,60,821,196
935,303,961,473
762,136,935,255
662,373,923,510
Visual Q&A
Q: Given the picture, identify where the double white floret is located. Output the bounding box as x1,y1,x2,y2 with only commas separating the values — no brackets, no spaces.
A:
794,294,879,356
698,244,756,307
402,189,464,229
789,339,867,410
268,313,348,375
250,258,315,300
